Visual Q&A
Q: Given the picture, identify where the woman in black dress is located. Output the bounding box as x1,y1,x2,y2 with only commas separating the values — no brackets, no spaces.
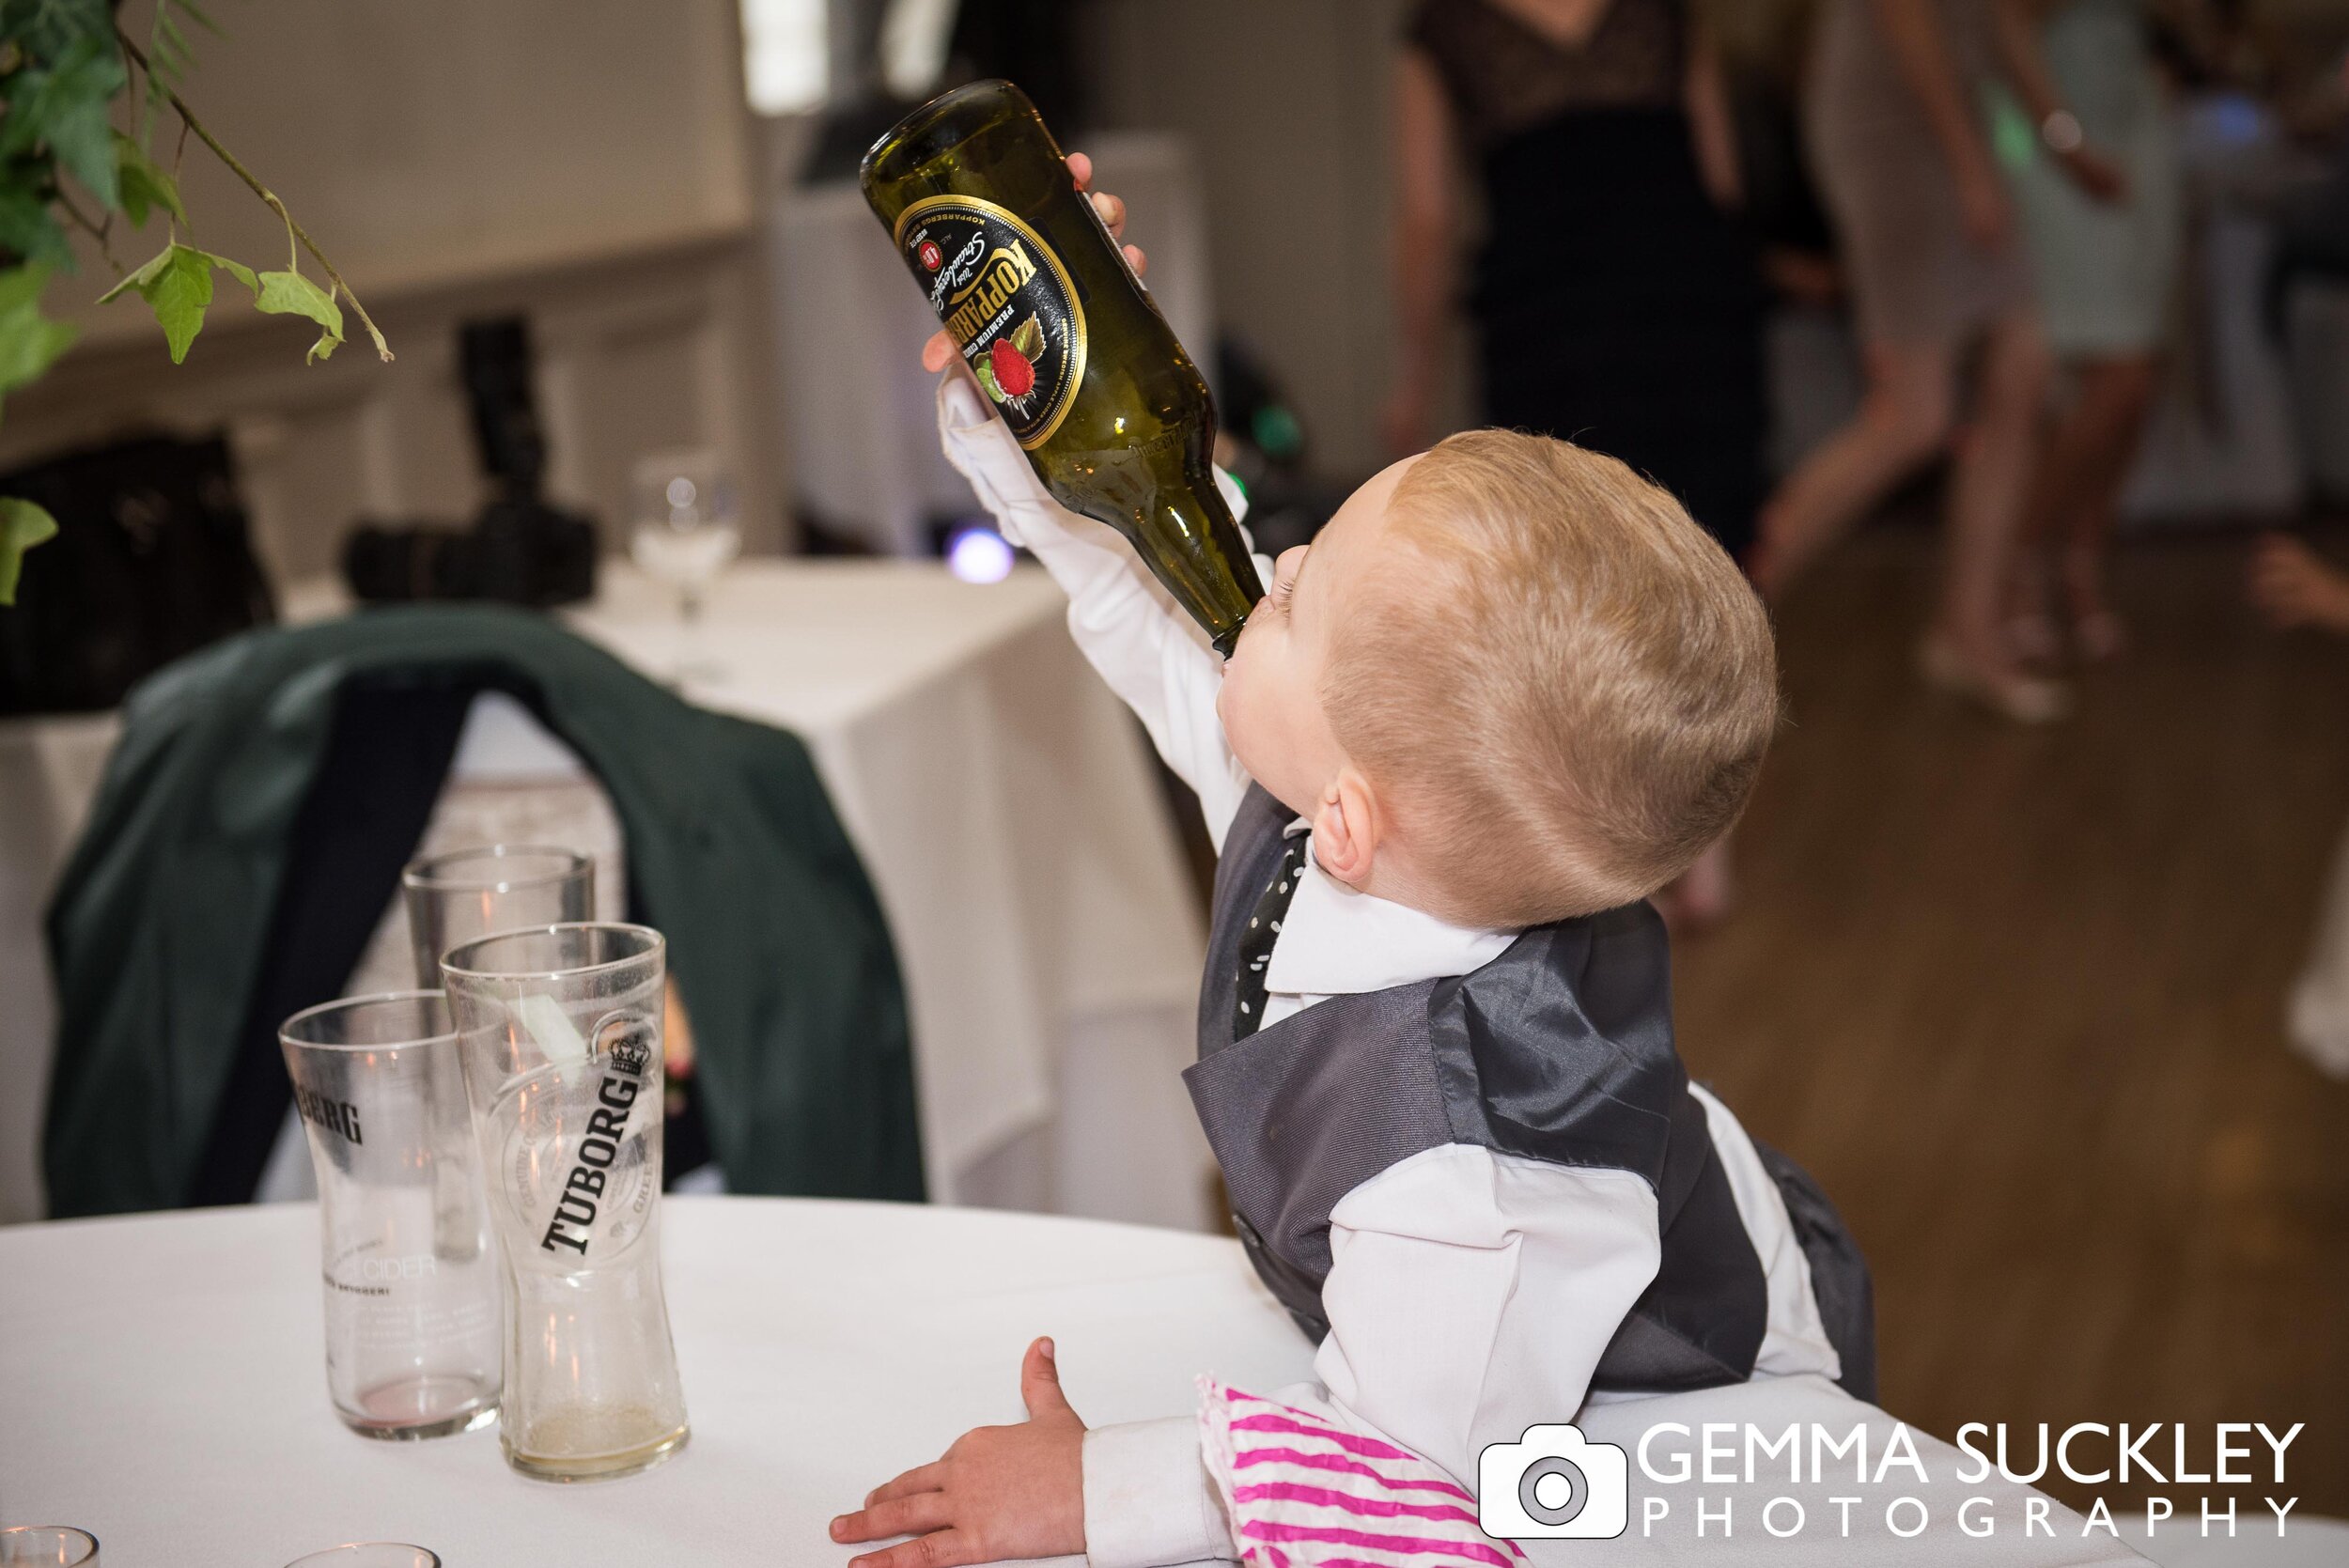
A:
1387,0,1761,921
1387,0,1761,556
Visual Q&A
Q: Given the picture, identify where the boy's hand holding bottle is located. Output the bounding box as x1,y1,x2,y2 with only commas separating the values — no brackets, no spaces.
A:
863,81,1262,656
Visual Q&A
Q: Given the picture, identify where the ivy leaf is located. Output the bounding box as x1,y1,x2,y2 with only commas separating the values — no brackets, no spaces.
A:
0,35,127,207
0,186,71,270
0,262,78,411
8,0,114,62
0,495,59,606
97,245,209,364
98,242,256,364
255,269,343,363
0,259,55,317
113,132,186,230
209,251,258,295
95,242,176,304
1009,314,1043,360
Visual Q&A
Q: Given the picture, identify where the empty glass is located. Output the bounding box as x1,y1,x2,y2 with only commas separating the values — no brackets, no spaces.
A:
278,993,502,1439
401,846,594,989
283,1548,438,1568
443,924,689,1481
0,1528,98,1566
629,449,740,684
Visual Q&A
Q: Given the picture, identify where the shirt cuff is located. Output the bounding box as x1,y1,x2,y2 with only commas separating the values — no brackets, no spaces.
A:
1082,1416,1237,1568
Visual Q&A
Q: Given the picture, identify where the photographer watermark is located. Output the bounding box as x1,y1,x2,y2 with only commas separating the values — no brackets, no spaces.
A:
1478,1421,2308,1544
1479,1425,1630,1540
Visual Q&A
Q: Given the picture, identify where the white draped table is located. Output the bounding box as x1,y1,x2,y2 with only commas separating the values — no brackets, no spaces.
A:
560,560,1214,1226
0,558,1216,1229
0,1199,1309,1566
7,1199,2263,1568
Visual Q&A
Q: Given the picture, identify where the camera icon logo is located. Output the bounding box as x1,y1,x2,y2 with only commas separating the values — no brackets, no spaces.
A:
1477,1424,1629,1540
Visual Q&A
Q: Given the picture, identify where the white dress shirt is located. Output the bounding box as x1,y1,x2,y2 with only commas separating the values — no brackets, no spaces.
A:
937,378,1842,1567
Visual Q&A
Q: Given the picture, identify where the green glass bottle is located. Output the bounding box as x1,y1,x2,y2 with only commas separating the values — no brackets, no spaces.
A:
862,79,1265,656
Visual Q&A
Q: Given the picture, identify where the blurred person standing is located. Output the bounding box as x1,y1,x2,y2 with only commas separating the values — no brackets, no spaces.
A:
1386,0,1766,925
2250,533,2349,1078
1756,0,2062,722
1992,0,2184,662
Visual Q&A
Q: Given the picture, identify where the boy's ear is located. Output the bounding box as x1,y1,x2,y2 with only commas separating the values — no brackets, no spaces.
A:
1310,768,1382,889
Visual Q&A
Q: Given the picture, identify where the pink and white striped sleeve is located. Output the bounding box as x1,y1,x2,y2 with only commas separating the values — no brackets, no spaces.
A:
1197,1380,1527,1568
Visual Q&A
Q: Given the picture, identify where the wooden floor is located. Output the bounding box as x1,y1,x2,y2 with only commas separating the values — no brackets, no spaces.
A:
1672,518,2349,1515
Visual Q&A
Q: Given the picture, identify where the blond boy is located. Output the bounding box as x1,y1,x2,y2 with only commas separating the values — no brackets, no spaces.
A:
832,169,1871,1568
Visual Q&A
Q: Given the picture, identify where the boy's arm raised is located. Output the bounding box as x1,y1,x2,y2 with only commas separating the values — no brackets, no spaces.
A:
938,372,1262,847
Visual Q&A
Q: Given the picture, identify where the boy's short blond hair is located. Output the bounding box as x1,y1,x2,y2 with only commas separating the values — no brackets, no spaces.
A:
1323,429,1779,927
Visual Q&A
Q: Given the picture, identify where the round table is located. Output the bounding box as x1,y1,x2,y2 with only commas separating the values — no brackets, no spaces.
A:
0,1198,1313,1566
10,1200,2332,1568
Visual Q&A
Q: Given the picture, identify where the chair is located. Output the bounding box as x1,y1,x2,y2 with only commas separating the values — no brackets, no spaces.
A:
44,604,923,1216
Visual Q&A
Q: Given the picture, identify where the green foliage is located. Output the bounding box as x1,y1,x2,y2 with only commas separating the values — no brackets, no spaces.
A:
0,0,385,603
0,259,76,400
0,260,74,601
113,131,183,229
4,0,114,63
256,267,341,362
98,241,255,364
137,0,217,133
0,494,58,604
0,0,124,269
0,183,69,266
2,34,125,207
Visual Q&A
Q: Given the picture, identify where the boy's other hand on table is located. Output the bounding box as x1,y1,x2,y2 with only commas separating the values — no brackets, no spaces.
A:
921,151,1147,374
832,1337,1087,1567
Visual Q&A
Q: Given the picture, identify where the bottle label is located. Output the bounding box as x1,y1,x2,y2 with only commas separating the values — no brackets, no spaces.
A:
895,194,1088,449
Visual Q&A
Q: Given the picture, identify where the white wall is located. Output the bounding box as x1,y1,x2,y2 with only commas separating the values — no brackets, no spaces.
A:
8,237,783,583
1081,0,1426,483
11,0,783,582
77,0,755,340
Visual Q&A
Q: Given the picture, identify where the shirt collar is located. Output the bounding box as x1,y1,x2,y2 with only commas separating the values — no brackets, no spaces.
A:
1263,818,1517,997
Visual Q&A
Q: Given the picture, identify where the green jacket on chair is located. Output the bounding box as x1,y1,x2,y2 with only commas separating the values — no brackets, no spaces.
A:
44,603,924,1216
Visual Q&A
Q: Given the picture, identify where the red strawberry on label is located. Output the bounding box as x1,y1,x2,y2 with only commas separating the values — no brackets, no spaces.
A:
989,337,1035,398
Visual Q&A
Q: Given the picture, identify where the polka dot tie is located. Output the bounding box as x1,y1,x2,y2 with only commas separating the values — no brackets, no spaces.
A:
1232,834,1310,1038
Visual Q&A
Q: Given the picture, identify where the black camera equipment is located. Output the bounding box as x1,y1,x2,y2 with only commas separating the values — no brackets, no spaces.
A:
343,317,597,608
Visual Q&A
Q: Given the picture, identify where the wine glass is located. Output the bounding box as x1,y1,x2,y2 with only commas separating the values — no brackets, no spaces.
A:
629,450,741,685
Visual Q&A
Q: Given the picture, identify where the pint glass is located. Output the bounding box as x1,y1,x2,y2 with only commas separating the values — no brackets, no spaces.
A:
277,993,501,1439
441,924,689,1480
401,846,594,989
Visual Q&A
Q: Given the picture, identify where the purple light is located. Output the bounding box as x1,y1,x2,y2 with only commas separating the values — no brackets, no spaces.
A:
946,522,1015,584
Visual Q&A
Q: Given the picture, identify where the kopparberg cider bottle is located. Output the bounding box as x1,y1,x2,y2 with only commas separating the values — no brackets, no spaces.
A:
862,79,1265,655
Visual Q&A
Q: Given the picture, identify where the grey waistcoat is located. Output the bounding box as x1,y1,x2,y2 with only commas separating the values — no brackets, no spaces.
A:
1184,784,1871,1397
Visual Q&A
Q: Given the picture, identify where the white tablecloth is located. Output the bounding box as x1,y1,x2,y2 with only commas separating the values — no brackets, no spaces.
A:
0,1199,1307,1566
0,558,1215,1229
7,1200,2265,1567
0,711,117,1226
566,561,1211,1224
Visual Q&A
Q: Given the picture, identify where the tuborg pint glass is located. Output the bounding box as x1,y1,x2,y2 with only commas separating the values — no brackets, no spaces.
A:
441,924,688,1481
